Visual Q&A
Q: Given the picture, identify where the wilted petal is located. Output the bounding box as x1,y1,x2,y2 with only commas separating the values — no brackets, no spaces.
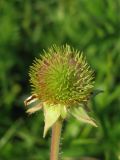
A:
26,103,43,114
24,94,38,106
70,106,97,127
43,103,61,137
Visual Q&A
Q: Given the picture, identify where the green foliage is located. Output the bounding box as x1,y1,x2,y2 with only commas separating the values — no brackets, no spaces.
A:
0,0,120,159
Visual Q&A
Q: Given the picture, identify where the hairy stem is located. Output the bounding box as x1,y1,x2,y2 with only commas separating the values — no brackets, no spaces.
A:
50,120,62,160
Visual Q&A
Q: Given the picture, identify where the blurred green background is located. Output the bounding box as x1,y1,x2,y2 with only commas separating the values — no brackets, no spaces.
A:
0,0,120,160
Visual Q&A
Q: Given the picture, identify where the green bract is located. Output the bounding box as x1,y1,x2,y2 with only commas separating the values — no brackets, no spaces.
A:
24,44,97,137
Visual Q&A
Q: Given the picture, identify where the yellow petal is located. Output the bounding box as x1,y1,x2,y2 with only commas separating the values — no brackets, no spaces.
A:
43,103,61,137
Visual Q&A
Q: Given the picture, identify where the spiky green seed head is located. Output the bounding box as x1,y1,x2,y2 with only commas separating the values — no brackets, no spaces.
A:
24,44,97,137
29,44,94,106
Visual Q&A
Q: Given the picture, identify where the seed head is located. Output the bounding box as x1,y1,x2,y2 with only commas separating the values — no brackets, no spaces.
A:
24,44,97,137
29,45,94,106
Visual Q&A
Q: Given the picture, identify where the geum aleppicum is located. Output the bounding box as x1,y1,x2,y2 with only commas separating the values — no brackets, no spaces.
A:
24,44,98,160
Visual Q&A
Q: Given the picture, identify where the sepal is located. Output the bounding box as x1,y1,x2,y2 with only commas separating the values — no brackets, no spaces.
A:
43,103,61,137
69,105,97,127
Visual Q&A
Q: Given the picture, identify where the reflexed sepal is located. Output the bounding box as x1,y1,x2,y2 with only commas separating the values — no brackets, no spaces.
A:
91,89,104,98
69,105,97,127
43,103,62,137
60,105,68,119
26,103,43,114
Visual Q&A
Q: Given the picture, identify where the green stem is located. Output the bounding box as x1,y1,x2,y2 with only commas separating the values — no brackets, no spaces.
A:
50,120,62,160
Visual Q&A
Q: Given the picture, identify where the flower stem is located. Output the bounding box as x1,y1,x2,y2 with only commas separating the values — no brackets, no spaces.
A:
50,120,62,160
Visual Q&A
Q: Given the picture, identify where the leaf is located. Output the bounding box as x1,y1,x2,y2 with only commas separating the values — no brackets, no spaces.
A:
70,106,97,127
43,103,61,137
